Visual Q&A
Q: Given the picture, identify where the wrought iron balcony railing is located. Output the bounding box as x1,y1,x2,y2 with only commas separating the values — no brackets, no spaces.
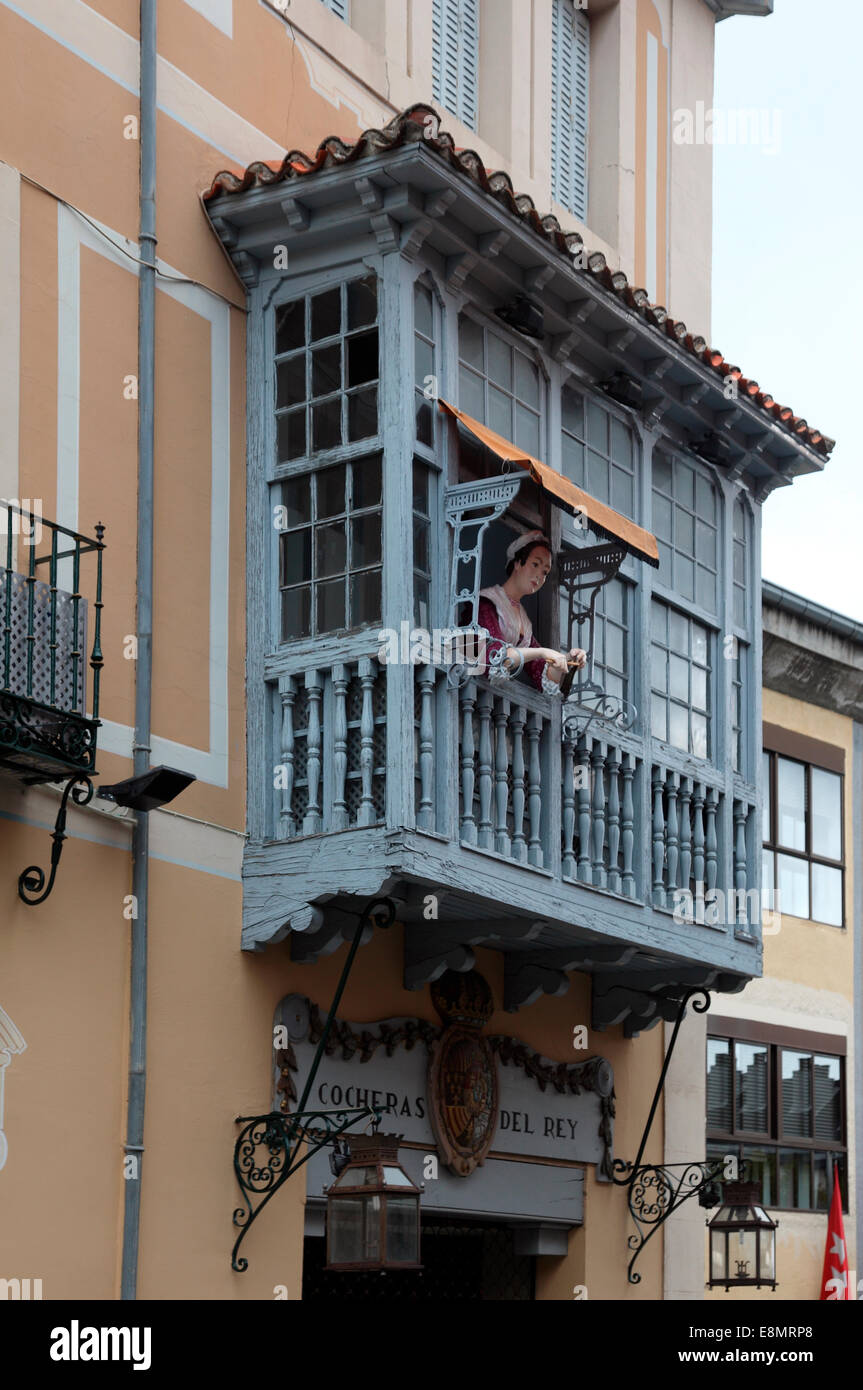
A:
0,503,105,784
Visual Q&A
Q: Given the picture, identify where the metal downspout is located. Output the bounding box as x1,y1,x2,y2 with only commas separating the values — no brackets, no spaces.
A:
121,0,156,1302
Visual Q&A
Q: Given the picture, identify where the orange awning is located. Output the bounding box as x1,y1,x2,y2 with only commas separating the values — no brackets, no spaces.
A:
439,398,660,568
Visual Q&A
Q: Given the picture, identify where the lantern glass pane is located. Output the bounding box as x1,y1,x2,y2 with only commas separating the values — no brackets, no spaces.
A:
710,1229,726,1283
731,1228,757,1282
759,1228,776,1281
385,1196,418,1263
328,1195,381,1265
333,1165,377,1188
382,1166,415,1188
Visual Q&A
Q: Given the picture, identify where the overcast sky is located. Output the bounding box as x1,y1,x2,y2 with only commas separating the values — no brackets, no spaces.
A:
712,0,862,621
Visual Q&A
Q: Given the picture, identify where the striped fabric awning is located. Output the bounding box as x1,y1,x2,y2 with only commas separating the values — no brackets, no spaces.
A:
438,399,660,568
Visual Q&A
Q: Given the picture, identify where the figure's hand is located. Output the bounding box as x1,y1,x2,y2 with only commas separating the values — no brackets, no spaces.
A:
542,649,570,674
567,648,587,670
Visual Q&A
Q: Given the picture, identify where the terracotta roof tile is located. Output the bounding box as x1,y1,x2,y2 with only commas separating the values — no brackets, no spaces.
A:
204,103,833,459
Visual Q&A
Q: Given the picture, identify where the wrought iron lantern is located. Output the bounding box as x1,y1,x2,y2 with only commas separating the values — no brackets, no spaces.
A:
325,1131,422,1272
707,1181,778,1291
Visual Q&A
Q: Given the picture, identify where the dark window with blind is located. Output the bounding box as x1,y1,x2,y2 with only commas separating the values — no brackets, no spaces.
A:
707,1034,847,1212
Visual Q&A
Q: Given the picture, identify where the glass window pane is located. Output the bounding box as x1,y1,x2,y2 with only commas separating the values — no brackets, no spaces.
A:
676,510,695,555
695,519,716,567
280,529,310,586
813,1153,830,1211
348,386,378,441
277,354,306,408
650,644,667,693
657,540,673,575
281,586,310,642
730,1229,757,1281
347,329,378,387
354,456,382,510
761,848,774,904
811,768,841,860
762,752,771,842
653,494,672,542
488,385,512,439
777,853,809,919
487,333,511,390
741,1145,775,1206
515,404,539,456
650,602,667,641
778,1149,795,1207
677,554,695,602
606,624,624,672
695,473,714,519
669,608,687,653
610,416,632,468
415,396,433,445
691,664,707,712
459,364,485,419
561,433,584,484
412,516,429,574
691,623,709,666
317,465,346,519
316,577,346,633
611,465,633,516
691,712,708,760
736,1043,768,1132
796,1152,811,1209
668,702,688,751
414,282,433,339
813,1056,842,1142
782,1050,812,1139
733,585,745,628
586,400,607,450
562,389,583,441
282,476,310,529
515,351,539,408
651,695,667,742
351,569,381,627
348,274,377,329
278,409,306,462
812,864,843,926
459,314,483,369
777,758,806,850
311,288,341,342
695,565,716,613
385,1197,418,1263
312,344,341,398
276,299,305,354
352,514,382,569
312,398,342,451
707,1038,732,1130
677,464,694,510
587,450,609,502
653,452,672,492
414,576,429,630
316,522,346,578
414,334,434,387
669,654,689,702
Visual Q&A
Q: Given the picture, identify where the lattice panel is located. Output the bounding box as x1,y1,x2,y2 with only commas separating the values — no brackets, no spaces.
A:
0,572,87,711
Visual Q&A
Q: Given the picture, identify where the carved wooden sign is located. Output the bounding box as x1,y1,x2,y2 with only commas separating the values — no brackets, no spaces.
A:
274,972,615,1179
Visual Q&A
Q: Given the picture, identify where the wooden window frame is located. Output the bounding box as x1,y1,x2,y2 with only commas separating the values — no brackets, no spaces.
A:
762,747,845,928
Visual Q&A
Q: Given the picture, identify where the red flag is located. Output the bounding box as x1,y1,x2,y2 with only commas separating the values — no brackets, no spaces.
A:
820,1163,849,1299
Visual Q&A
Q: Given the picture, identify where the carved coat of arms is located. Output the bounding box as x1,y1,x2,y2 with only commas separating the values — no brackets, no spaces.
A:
428,970,498,1176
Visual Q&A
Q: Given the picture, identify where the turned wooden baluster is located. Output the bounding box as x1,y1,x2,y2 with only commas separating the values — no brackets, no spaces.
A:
303,670,323,835
331,663,349,831
652,767,666,907
417,664,436,832
477,688,494,850
621,752,636,898
562,732,577,878
691,781,706,899
459,683,477,845
576,737,591,884
357,657,376,828
606,747,621,894
527,710,543,868
511,707,527,863
678,776,693,901
493,699,511,856
591,743,607,888
705,787,719,896
665,771,680,898
734,799,748,927
278,676,296,839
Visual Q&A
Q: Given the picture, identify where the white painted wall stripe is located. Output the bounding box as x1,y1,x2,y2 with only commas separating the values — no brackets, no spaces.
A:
56,204,231,787
182,0,233,39
644,31,658,304
1,0,282,164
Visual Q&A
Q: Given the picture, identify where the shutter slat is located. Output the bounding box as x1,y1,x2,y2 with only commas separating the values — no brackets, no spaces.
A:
432,0,479,131
551,0,589,222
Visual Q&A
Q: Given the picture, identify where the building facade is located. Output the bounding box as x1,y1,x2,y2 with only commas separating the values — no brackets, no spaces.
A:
0,0,840,1302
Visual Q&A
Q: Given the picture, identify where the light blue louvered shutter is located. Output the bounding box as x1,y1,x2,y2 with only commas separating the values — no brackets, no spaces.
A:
322,0,349,20
432,0,479,131
551,0,589,221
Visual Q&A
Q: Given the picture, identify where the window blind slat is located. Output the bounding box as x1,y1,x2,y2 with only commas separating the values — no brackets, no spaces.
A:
432,0,479,131
551,0,589,222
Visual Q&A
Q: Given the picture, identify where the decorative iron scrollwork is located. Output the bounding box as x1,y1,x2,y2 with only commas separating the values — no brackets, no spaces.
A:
562,682,638,740
17,773,94,906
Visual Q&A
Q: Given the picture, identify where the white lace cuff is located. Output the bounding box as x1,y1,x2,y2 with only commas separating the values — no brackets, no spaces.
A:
540,665,560,697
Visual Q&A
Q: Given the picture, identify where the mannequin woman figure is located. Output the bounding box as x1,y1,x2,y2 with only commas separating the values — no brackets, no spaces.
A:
478,530,587,695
